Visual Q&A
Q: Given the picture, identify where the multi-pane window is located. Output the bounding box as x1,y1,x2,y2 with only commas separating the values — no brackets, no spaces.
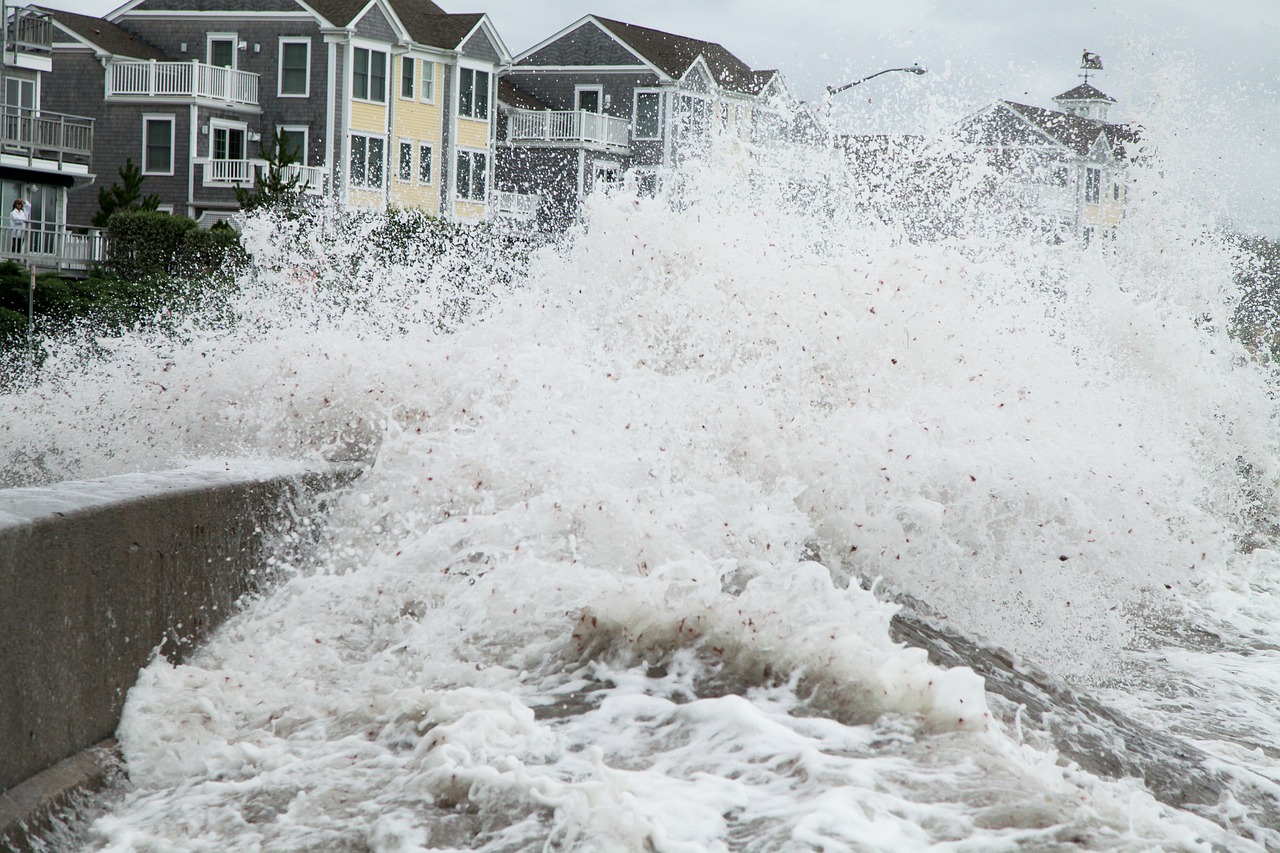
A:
456,150,486,201
349,133,385,188
420,61,435,102
279,40,309,96
143,116,173,174
1085,167,1101,204
212,124,245,160
458,67,489,120
418,143,432,184
634,91,661,139
398,140,412,182
400,57,414,99
353,47,387,102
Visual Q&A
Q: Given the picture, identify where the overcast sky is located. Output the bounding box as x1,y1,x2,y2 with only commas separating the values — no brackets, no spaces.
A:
44,0,1280,237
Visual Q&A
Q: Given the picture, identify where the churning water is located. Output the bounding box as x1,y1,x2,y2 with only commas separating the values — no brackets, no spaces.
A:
5,121,1280,851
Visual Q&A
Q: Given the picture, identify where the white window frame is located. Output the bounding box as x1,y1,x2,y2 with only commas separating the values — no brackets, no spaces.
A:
142,113,174,176
207,32,237,70
633,89,662,140
349,131,385,189
277,124,308,166
209,118,248,161
455,147,487,202
352,43,387,104
277,37,310,98
457,64,490,121
396,137,413,183
419,59,435,104
417,141,433,185
575,84,603,114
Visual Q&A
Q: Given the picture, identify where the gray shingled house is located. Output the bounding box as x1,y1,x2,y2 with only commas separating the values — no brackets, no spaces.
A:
39,0,506,226
957,81,1140,241
495,14,800,230
0,5,99,271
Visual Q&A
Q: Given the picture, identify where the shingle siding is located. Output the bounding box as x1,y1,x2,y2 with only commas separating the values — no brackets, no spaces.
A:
460,28,498,64
123,0,302,13
353,5,396,43
520,22,641,68
504,71,658,118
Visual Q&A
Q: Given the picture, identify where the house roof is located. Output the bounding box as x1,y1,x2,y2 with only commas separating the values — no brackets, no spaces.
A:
396,10,484,51
1001,100,1135,156
1052,83,1116,104
497,77,553,111
40,5,169,59
593,16,763,95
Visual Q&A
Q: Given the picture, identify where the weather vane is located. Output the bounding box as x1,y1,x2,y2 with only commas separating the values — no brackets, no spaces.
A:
1080,50,1103,84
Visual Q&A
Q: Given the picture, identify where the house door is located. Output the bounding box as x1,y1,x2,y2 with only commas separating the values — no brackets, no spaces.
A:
211,123,248,182
3,77,34,145
576,87,602,113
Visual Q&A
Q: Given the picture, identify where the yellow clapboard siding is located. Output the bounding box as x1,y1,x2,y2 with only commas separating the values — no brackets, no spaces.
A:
456,118,489,150
350,100,387,133
454,200,486,221
391,181,440,215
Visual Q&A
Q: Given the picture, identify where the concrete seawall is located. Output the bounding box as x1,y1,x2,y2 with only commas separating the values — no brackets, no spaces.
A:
0,462,360,847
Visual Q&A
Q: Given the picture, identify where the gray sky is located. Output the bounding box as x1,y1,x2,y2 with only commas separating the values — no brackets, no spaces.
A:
43,0,1280,237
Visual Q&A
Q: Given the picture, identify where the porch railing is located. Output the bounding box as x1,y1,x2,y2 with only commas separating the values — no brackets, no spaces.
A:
7,8,52,54
279,164,327,195
506,109,630,150
108,60,260,107
201,158,259,186
490,190,539,221
0,105,94,166
1,223,106,274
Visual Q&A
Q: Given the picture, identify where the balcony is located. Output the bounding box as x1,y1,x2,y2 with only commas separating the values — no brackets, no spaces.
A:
1,222,106,275
0,105,93,169
506,109,630,152
7,8,52,55
108,60,259,108
490,190,539,222
201,160,329,195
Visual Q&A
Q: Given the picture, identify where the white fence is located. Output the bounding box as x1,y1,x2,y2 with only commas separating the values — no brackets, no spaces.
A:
108,60,259,107
0,105,93,165
507,109,630,150
490,191,539,221
1,223,106,273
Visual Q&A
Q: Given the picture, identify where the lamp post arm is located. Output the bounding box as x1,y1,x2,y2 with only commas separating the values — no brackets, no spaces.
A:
826,65,926,97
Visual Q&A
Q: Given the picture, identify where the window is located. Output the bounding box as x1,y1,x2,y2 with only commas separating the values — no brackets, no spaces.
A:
634,91,661,139
349,133,384,188
575,86,601,113
456,149,486,201
208,34,236,69
397,139,412,182
458,67,489,120
279,39,309,97
420,61,435,103
211,123,245,160
1085,167,1101,204
353,47,386,102
400,57,414,99
278,125,308,165
418,142,432,184
1113,180,1122,201
143,115,173,175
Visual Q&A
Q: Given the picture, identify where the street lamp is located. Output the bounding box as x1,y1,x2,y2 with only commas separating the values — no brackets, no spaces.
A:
826,64,927,99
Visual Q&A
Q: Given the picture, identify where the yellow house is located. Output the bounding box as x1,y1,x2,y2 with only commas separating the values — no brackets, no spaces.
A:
322,0,508,220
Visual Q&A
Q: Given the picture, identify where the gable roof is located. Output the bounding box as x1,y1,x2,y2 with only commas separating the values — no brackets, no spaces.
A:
1053,83,1116,104
497,77,553,111
397,10,484,51
301,0,443,28
40,5,169,60
1000,100,1138,156
592,16,763,95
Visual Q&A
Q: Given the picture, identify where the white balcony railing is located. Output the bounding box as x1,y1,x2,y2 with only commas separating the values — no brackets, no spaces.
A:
506,109,630,150
1,223,106,273
279,164,328,195
0,104,93,166
201,158,259,186
490,190,539,221
108,60,259,107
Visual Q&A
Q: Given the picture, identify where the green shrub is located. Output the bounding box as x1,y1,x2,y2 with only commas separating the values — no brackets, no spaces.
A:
107,209,198,281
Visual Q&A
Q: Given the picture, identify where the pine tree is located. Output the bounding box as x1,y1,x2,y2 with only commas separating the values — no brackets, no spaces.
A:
93,159,161,227
235,128,305,213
